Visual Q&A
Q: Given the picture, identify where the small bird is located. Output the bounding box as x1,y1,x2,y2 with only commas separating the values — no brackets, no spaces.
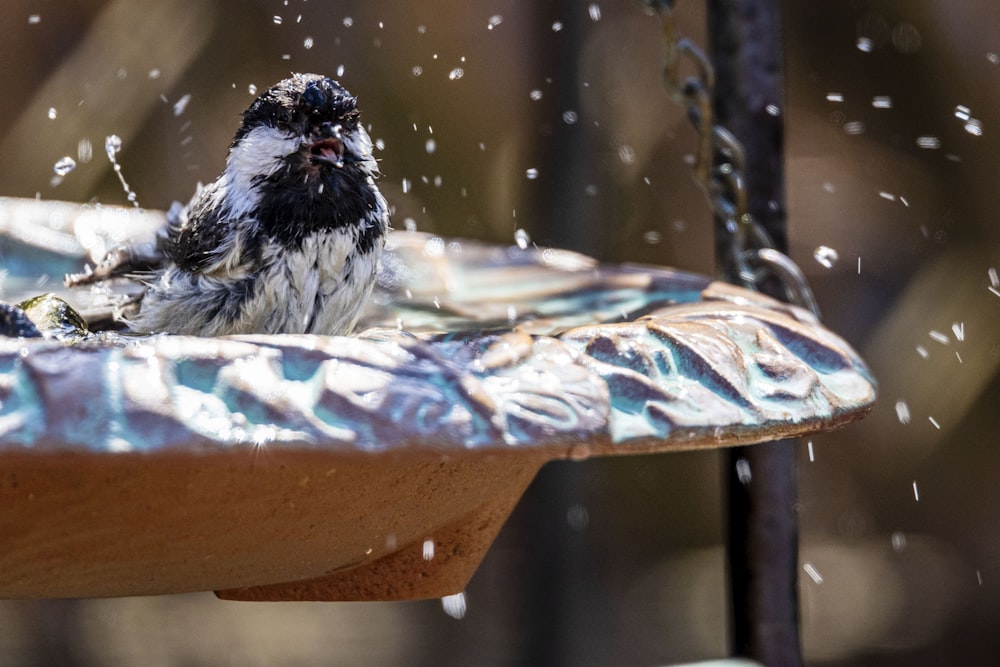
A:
68,73,389,336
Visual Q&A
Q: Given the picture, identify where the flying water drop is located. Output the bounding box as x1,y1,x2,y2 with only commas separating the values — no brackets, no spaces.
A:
441,592,467,620
813,245,839,269
895,400,911,425
53,156,76,176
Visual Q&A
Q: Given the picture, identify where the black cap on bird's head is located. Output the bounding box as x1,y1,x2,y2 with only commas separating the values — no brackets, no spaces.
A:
233,74,362,167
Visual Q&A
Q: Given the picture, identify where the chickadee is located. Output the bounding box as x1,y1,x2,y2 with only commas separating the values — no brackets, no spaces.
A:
68,73,389,336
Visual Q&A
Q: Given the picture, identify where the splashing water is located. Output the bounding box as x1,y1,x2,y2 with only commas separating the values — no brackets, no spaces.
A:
916,135,941,149
53,156,76,177
735,458,752,485
813,245,839,269
895,400,911,425
514,228,531,249
105,134,139,207
172,94,191,116
441,592,467,620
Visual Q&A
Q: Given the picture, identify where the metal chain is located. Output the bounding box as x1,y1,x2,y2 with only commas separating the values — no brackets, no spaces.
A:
642,0,821,318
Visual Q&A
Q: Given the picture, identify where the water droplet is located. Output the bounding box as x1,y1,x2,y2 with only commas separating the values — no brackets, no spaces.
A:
964,119,984,136
425,138,436,154
422,539,435,560
842,121,866,135
506,304,517,324
272,15,283,25
928,330,950,345
487,15,503,30
826,92,844,102
562,110,578,124
618,144,636,164
643,230,661,244
173,93,191,117
916,135,941,149
813,245,839,268
105,134,122,159
448,67,464,81
552,21,564,32
735,458,752,485
988,52,1000,65
412,66,423,77
952,321,965,341
47,107,57,120
303,36,314,49
766,104,781,116
148,68,161,79
77,138,93,163
248,83,257,95
27,15,41,24
525,168,539,180
891,531,908,552
895,400,911,425
417,24,427,35
912,480,920,501
342,16,353,27
588,4,602,21
404,218,417,232
402,178,411,193
856,37,874,52
529,89,543,101
441,592,467,620
872,95,893,109
336,64,345,77
53,156,76,176
954,105,971,121
514,228,530,249
802,562,824,584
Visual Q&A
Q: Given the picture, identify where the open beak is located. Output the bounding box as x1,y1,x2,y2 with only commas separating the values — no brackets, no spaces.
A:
309,136,345,167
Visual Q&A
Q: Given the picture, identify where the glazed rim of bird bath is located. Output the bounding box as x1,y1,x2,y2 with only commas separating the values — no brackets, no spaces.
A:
0,197,875,601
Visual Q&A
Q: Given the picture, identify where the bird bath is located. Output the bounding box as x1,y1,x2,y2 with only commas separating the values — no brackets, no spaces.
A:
0,197,875,601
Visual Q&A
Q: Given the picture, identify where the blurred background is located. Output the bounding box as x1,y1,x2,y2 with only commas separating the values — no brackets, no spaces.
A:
1,0,999,664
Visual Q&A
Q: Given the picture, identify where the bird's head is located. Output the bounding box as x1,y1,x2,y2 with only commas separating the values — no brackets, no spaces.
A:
221,74,385,237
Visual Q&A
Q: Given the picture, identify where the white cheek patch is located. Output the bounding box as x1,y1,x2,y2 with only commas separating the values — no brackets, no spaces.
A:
344,126,378,175
224,125,302,218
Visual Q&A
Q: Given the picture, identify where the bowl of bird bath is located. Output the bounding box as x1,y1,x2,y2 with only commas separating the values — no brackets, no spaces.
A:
0,197,875,601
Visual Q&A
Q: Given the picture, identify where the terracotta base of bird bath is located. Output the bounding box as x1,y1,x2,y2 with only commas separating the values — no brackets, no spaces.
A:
0,198,876,601
0,448,557,601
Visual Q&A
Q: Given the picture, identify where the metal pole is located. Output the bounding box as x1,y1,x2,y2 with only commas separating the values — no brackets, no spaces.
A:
707,1,804,665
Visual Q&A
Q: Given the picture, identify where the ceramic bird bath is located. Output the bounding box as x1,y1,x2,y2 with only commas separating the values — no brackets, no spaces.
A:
0,197,875,601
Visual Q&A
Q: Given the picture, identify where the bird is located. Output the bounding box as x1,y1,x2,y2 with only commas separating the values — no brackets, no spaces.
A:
67,73,389,337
